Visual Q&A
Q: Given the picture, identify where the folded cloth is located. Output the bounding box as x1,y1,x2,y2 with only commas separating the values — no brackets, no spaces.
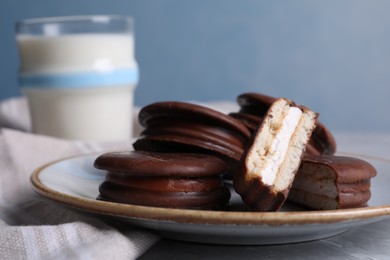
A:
0,97,31,132
0,128,159,260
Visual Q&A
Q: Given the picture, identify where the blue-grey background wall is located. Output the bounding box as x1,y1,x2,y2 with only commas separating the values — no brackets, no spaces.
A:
1,0,389,132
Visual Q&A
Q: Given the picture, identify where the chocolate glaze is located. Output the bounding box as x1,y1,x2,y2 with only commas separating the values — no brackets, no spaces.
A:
141,122,246,152
142,120,247,147
98,182,231,209
301,155,377,183
235,92,337,155
105,174,224,192
307,123,337,155
133,134,244,162
338,190,372,209
132,137,210,155
237,92,276,116
228,112,261,132
233,177,287,212
94,151,229,177
337,180,371,193
288,188,372,210
138,101,251,140
290,155,377,209
134,101,251,163
95,150,231,209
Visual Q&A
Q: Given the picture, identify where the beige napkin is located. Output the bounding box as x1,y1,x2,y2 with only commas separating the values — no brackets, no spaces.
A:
0,95,161,259
0,97,31,132
0,128,159,260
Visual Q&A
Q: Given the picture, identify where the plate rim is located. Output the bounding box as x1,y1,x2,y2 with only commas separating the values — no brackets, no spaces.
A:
30,153,390,226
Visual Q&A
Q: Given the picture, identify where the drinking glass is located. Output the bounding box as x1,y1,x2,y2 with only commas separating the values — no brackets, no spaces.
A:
16,15,138,141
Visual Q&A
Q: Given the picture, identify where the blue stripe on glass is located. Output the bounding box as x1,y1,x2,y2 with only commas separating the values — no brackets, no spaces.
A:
19,68,139,88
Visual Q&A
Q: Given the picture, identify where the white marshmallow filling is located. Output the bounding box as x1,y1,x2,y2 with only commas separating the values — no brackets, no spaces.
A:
245,99,315,191
260,107,302,185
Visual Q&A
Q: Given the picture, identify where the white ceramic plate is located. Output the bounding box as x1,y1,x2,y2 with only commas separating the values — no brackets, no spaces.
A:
30,153,390,245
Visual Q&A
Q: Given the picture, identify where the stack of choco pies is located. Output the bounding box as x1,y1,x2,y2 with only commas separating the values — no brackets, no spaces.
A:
94,92,377,211
95,101,250,210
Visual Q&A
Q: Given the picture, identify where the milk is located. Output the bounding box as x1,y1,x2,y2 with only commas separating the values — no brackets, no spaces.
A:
18,34,136,73
17,33,138,141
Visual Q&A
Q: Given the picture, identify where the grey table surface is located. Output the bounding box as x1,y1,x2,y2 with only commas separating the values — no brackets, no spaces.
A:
139,133,390,260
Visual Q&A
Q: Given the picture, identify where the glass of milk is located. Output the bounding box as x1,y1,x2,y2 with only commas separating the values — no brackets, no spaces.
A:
16,15,138,141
